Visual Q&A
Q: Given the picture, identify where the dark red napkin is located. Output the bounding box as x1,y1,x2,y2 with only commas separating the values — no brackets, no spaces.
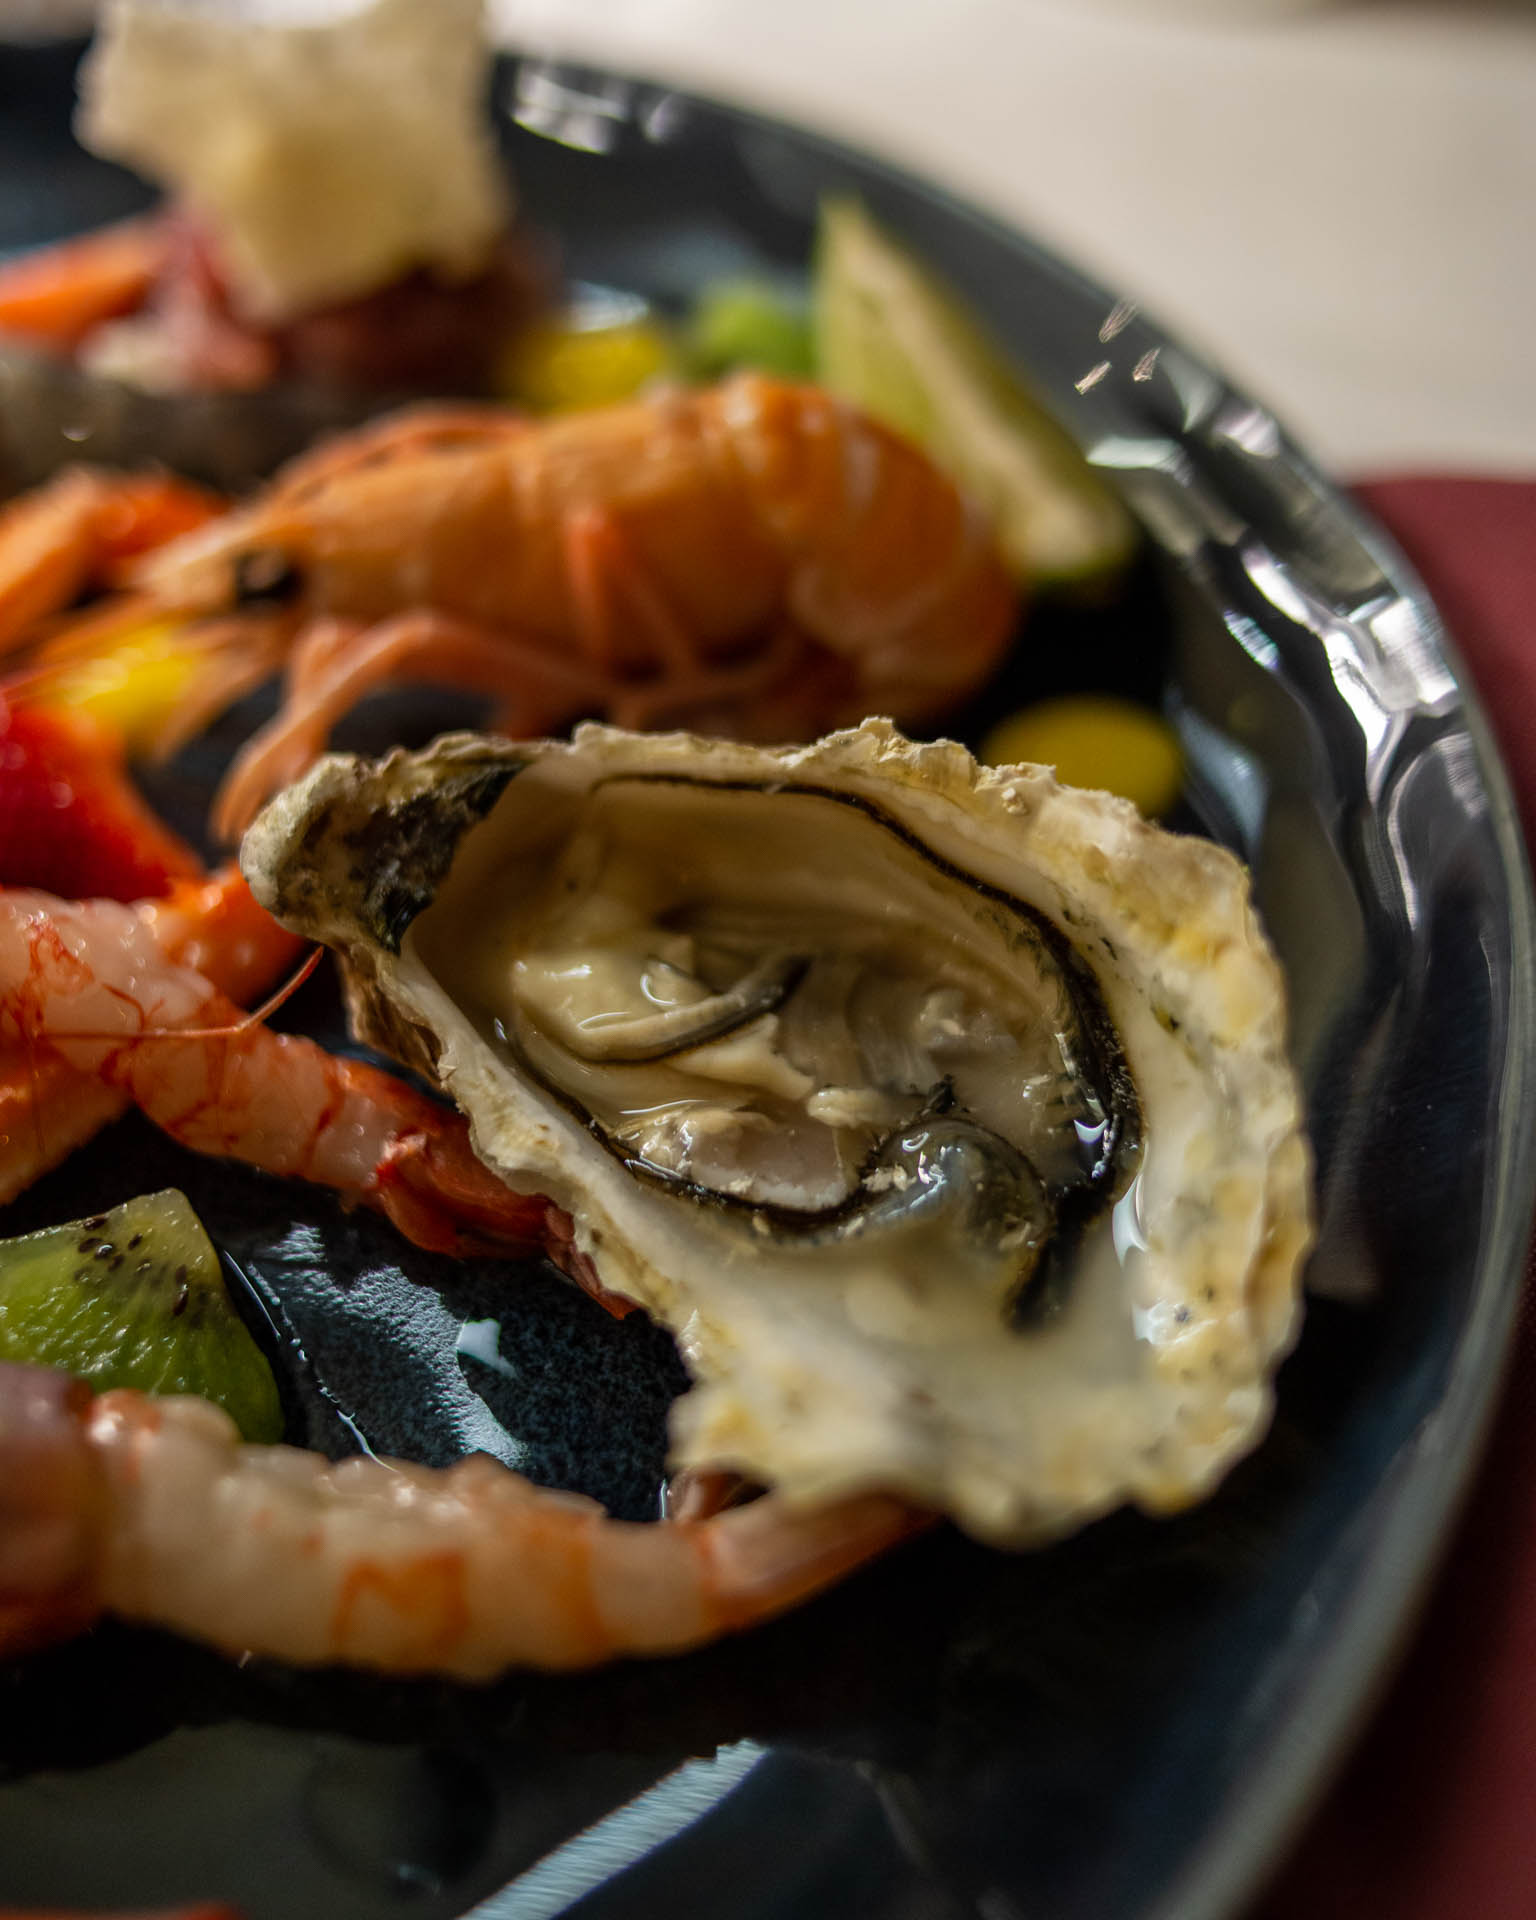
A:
1252,477,1536,1920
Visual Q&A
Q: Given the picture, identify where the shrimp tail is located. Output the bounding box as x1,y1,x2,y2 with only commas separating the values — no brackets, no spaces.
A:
139,866,305,1006
372,1129,639,1318
0,1365,108,1659
371,1123,555,1259
692,1489,929,1641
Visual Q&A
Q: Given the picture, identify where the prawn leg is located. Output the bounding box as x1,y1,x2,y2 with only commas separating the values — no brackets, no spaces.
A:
212,609,611,840
2,1371,926,1678
562,506,701,678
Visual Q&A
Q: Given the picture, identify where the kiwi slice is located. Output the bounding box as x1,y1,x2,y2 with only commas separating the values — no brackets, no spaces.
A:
0,1189,283,1443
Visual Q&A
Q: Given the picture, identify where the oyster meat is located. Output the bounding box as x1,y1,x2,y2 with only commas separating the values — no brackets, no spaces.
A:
242,721,1313,1546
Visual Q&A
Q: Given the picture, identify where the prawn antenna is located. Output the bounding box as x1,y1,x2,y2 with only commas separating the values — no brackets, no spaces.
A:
44,945,324,1044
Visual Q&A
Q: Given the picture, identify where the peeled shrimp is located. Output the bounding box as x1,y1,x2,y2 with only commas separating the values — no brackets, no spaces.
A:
0,1365,922,1678
0,888,560,1263
3,374,1018,837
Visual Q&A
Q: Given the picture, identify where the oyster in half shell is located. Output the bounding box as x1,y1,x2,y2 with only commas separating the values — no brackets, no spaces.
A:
242,720,1313,1546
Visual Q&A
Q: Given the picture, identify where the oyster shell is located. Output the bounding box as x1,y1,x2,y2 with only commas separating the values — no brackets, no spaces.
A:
241,720,1313,1546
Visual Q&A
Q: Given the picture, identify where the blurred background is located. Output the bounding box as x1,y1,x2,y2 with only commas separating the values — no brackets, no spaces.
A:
488,0,1536,476
3,0,1529,473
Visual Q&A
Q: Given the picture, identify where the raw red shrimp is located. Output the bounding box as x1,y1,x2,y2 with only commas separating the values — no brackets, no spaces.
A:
0,698,581,1276
0,1365,923,1678
0,888,568,1264
0,693,303,1200
0,868,304,1205
3,373,1018,838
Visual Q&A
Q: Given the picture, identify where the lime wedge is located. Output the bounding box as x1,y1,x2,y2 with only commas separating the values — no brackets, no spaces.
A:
814,198,1137,587
0,1189,283,1443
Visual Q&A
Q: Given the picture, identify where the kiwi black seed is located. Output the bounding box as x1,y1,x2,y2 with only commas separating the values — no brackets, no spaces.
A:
0,1189,283,1443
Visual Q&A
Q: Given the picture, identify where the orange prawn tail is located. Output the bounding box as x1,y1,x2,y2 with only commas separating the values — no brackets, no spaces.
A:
370,1127,638,1313
682,1488,932,1649
372,1123,555,1261
0,1365,108,1659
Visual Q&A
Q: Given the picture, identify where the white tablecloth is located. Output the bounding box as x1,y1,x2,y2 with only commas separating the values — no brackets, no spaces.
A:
494,0,1536,478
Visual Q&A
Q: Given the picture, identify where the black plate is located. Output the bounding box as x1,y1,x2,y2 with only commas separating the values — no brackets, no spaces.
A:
1,42,1534,1920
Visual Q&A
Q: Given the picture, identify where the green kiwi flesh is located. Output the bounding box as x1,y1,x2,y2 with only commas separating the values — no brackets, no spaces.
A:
0,1189,283,1443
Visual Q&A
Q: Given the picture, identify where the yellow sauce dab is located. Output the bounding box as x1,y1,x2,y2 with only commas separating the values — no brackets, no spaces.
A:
41,619,202,751
499,318,675,413
981,696,1183,818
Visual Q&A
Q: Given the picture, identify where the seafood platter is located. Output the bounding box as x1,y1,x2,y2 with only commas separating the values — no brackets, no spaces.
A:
0,7,1531,1920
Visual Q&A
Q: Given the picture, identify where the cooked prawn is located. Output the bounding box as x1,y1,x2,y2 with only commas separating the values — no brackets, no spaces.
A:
3,374,1018,838
0,466,220,655
0,1364,923,1677
0,888,569,1265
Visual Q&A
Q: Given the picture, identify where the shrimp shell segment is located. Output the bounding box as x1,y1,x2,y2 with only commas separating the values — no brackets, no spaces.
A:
242,720,1314,1547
